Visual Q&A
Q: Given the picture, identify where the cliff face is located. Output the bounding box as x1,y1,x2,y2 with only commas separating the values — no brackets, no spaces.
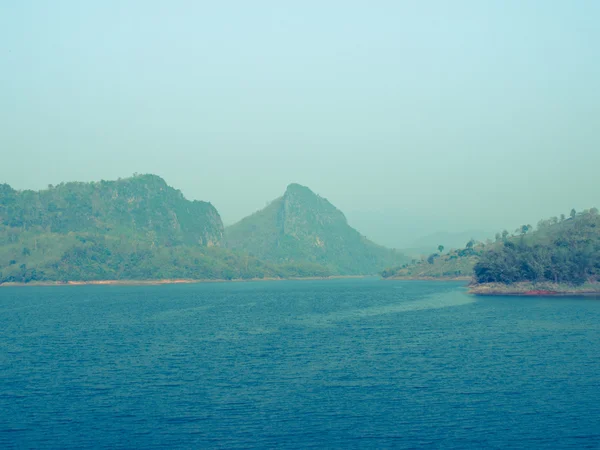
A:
226,183,406,275
278,183,348,240
0,174,224,247
0,174,232,283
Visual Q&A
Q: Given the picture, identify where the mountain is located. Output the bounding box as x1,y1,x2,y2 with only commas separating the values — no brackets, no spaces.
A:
0,174,223,247
0,175,341,283
225,183,407,274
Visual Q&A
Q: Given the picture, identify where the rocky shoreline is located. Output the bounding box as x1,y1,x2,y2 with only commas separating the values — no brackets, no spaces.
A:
469,281,600,297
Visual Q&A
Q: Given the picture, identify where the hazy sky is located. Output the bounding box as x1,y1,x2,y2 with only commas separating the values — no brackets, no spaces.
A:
2,1,599,247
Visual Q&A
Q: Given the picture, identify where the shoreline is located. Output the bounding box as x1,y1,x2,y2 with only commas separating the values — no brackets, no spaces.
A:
468,282,600,297
0,275,369,288
384,276,472,282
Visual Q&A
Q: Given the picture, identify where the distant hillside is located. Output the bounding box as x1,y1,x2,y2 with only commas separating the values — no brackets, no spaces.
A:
0,175,334,283
407,230,494,255
0,174,223,247
382,240,483,279
225,184,407,275
383,208,600,289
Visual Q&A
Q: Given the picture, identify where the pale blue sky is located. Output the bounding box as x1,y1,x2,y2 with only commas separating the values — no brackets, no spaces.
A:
2,1,599,247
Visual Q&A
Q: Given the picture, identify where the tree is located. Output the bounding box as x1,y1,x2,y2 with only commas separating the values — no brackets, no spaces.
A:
473,210,600,286
438,245,444,254
501,230,509,241
570,209,577,219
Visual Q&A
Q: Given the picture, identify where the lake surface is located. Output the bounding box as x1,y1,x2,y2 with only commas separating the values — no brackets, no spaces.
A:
1,279,600,449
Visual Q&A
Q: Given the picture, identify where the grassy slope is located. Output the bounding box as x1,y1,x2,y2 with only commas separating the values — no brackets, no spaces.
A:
382,246,482,280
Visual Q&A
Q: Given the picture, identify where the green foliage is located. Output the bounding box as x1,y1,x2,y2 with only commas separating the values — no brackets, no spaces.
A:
0,229,333,283
384,208,599,285
225,183,407,275
519,224,532,236
0,176,336,284
474,210,599,286
0,174,223,247
382,241,482,279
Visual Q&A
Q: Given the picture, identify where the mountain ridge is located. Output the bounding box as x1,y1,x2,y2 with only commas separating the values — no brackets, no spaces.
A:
0,175,405,283
0,173,224,247
226,183,407,274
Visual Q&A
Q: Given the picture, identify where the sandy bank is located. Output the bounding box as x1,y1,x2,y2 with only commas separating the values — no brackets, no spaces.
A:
0,275,368,287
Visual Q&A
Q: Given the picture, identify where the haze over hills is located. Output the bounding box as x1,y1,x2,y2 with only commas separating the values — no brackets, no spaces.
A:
410,230,493,250
0,174,264,283
383,208,600,292
1,174,224,247
225,183,408,275
0,175,406,283
400,230,494,257
2,173,596,289
342,209,497,251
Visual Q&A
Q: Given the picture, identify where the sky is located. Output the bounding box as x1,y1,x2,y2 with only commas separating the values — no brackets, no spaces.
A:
2,1,599,248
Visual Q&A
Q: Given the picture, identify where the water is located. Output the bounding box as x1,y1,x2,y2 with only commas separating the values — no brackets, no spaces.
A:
1,279,600,449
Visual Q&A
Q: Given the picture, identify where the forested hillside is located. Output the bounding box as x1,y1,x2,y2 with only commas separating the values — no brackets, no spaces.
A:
0,175,333,283
383,208,600,288
0,174,223,247
474,208,599,285
226,183,407,274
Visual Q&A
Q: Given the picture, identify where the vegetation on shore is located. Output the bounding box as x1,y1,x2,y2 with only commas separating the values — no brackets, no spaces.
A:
0,175,404,284
383,208,600,295
381,239,482,279
2,173,597,290
473,208,599,286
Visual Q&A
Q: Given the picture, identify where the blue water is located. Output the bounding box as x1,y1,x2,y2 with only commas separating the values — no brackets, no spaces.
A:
1,279,600,449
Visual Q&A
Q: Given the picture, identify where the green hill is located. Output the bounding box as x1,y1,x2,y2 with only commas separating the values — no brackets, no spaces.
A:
473,208,599,286
225,183,407,275
0,174,223,247
383,208,600,290
0,175,334,283
381,241,483,279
